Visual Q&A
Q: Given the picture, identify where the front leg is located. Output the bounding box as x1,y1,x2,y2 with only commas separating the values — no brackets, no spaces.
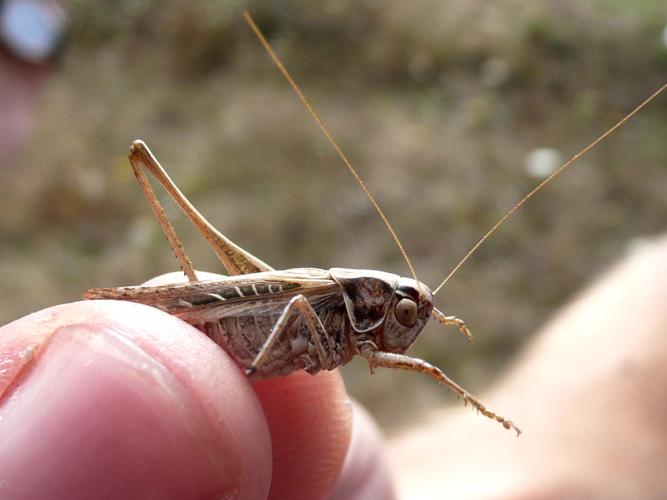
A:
359,346,520,435
246,294,332,376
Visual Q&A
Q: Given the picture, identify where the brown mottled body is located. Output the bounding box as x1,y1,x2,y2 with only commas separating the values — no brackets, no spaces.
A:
195,271,350,377
85,267,427,379
199,291,350,378
88,268,351,377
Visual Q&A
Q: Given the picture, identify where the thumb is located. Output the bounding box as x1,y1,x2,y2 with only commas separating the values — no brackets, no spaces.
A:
0,301,271,499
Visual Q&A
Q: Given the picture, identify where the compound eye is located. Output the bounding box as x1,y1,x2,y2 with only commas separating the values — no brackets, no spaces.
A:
395,298,418,327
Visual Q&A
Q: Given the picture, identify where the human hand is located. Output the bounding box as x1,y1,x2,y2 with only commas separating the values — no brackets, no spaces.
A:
389,234,667,498
0,275,395,499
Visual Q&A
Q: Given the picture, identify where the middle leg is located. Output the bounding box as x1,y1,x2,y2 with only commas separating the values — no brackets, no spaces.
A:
245,294,332,376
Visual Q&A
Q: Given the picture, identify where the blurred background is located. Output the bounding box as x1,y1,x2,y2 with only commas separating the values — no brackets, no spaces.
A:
0,0,665,433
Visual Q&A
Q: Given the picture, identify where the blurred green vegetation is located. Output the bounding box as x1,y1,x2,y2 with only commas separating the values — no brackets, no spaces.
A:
1,0,666,431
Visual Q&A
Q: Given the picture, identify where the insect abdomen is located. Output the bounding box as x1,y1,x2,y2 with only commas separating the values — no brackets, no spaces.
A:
194,298,353,378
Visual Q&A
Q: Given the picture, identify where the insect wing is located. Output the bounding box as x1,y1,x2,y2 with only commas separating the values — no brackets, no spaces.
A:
84,268,341,319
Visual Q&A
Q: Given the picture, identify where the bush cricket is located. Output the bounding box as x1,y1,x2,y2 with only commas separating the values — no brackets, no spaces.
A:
84,12,667,436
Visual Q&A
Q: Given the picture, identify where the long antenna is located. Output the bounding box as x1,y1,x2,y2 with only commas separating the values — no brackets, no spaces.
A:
243,11,420,283
433,82,667,295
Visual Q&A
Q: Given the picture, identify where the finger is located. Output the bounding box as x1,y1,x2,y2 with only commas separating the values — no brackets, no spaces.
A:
389,234,667,498
329,401,397,500
0,300,271,499
252,370,353,500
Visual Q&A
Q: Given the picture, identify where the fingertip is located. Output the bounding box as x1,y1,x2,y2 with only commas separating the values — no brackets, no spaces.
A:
252,369,353,500
330,402,397,500
0,301,271,499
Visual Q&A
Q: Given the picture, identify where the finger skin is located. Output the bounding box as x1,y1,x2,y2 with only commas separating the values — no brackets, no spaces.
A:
329,402,397,500
389,235,667,498
0,300,272,500
253,371,353,500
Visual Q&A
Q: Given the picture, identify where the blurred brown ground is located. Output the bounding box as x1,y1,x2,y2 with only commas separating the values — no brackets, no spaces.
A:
0,0,665,431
